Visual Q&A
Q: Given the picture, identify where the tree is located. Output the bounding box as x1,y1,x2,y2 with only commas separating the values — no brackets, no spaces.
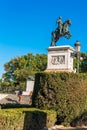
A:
35,54,47,71
73,52,87,73
2,53,47,92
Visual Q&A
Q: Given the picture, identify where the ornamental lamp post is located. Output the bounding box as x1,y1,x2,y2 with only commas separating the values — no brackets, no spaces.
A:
74,41,81,73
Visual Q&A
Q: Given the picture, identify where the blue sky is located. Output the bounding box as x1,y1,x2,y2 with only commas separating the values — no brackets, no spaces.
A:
0,0,87,78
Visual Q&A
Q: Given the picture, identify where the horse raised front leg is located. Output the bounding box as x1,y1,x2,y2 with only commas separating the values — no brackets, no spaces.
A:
67,33,71,39
50,32,56,46
65,31,71,39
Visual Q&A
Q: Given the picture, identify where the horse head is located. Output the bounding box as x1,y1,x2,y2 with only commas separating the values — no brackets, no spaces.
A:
66,19,71,25
63,19,71,33
62,19,71,39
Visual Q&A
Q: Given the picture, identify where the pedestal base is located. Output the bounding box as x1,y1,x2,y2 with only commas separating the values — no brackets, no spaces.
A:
46,45,75,73
45,69,74,73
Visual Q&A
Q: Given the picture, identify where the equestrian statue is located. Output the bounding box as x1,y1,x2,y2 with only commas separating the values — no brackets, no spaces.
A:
50,16,72,46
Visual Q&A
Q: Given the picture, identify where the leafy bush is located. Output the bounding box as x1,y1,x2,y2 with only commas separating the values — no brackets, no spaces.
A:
71,111,87,126
0,108,56,130
0,103,31,109
32,72,87,126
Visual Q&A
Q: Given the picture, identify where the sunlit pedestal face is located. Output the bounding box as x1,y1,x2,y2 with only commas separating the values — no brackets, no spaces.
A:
45,45,75,72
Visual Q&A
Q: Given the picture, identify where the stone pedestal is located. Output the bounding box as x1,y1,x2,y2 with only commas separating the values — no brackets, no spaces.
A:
26,80,34,92
45,45,75,72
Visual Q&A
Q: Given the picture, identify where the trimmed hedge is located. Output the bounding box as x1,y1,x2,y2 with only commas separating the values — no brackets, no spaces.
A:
71,110,87,126
0,103,32,109
32,72,87,126
0,108,56,130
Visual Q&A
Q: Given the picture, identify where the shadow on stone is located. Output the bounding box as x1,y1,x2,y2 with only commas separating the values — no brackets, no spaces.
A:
6,98,18,104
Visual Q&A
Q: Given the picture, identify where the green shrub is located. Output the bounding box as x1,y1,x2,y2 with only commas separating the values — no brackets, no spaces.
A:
0,103,31,109
71,111,87,126
32,72,87,126
0,108,56,130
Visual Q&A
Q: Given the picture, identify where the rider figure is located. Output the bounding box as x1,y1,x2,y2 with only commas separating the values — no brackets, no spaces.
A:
50,17,71,46
56,16,63,34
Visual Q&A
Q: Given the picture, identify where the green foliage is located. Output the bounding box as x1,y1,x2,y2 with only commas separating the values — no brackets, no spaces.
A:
71,111,87,127
0,103,31,109
1,53,47,93
80,58,87,72
35,54,47,71
33,72,87,126
73,52,87,72
0,108,56,130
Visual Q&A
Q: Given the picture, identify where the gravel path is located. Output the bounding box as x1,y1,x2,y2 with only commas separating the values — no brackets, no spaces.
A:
0,94,8,100
0,94,29,104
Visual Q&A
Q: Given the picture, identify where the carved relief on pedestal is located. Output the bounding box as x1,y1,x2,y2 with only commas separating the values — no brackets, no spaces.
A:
51,55,65,65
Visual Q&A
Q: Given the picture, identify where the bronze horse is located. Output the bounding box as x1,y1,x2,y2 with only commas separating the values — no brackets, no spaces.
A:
51,19,71,46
